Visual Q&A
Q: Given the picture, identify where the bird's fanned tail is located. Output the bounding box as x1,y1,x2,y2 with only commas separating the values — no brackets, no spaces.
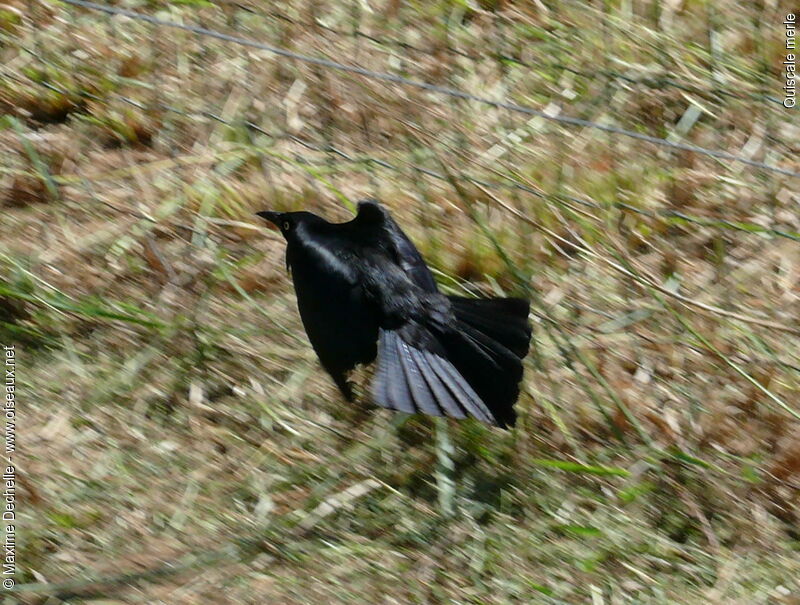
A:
372,328,495,424
447,296,531,359
371,296,531,428
445,296,531,427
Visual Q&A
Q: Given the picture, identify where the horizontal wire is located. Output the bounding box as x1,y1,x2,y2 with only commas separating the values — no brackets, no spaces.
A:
234,3,784,107
3,64,798,242
57,0,799,179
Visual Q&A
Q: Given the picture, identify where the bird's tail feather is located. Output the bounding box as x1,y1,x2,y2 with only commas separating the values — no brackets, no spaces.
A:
371,328,495,424
371,296,530,428
443,296,531,427
447,296,531,359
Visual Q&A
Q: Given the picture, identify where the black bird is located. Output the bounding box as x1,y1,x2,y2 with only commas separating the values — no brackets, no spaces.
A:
257,200,531,428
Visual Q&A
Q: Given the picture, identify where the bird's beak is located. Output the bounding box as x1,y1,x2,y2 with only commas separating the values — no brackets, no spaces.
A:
256,210,282,231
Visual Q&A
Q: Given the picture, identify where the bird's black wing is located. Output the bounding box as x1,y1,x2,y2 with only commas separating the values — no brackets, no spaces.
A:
286,240,379,401
355,200,438,292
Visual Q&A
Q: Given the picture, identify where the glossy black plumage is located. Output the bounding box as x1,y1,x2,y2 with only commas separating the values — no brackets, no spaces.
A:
257,200,531,428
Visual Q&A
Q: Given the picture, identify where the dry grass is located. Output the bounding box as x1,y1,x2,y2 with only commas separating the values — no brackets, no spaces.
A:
2,0,799,603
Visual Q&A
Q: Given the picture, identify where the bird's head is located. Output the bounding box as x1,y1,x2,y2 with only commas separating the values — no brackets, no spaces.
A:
256,210,322,240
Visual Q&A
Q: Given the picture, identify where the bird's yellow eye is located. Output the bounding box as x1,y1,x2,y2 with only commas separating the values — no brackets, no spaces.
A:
283,221,291,231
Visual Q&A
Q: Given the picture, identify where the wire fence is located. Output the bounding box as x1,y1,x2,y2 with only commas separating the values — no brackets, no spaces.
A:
58,0,800,178
5,0,800,245
4,65,798,243
235,2,787,107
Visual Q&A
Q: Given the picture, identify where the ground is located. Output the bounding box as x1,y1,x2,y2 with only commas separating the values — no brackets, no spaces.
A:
1,0,799,603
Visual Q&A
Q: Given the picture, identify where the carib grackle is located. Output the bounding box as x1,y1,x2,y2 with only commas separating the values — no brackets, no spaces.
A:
257,200,531,428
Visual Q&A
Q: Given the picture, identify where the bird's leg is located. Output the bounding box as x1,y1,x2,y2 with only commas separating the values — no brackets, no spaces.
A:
331,365,376,434
434,417,456,518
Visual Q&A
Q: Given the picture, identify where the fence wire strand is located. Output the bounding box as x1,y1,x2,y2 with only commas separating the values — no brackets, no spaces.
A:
235,3,785,107
5,66,798,243
56,0,800,179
